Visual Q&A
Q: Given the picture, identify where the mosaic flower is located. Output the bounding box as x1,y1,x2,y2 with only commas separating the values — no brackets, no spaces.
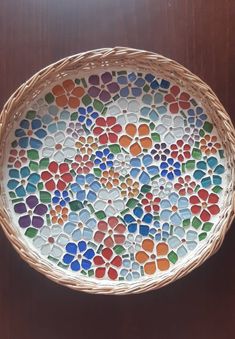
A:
117,72,145,97
160,192,191,226
150,179,172,200
100,169,119,189
15,117,47,149
170,139,191,162
93,247,122,280
33,225,69,258
52,79,85,109
70,174,101,202
14,195,47,228
78,106,99,127
165,85,190,114
120,178,139,198
41,161,73,191
130,155,159,185
136,239,170,274
88,72,120,102
119,123,152,156
190,189,220,222
94,148,114,170
124,207,153,236
188,107,207,128
75,135,98,155
50,205,68,225
71,154,93,174
31,97,48,116
8,149,27,168
149,221,170,242
156,115,185,145
107,98,139,125
182,126,200,146
113,153,131,176
124,233,142,254
120,259,141,281
193,156,225,188
52,190,70,206
93,117,122,144
41,106,70,133
150,142,170,162
64,209,96,241
160,158,181,180
141,93,167,121
174,175,196,196
168,226,198,257
94,217,126,247
63,240,95,271
42,131,76,162
142,193,161,213
94,188,125,216
144,74,170,91
66,121,84,139
200,134,221,155
8,167,40,197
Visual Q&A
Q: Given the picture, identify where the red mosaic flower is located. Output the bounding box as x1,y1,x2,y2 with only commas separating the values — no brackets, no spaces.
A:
71,154,93,174
93,117,122,144
189,189,220,222
94,217,126,248
8,149,27,168
174,175,196,196
93,248,122,280
141,193,161,213
41,161,73,191
170,140,191,162
165,85,190,114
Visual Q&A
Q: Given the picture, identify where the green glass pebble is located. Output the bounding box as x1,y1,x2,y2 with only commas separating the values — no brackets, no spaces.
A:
69,200,83,211
151,133,160,142
93,168,102,177
93,99,104,112
186,160,195,170
202,222,213,232
126,198,138,209
37,182,43,190
192,216,202,229
45,93,54,104
168,251,178,264
109,144,121,154
39,191,51,203
199,232,207,241
39,158,49,169
70,112,78,121
183,219,190,227
141,185,151,193
88,269,94,277
27,149,39,160
95,210,106,220
113,245,125,255
26,110,36,120
82,94,92,106
212,185,223,193
25,227,38,238
29,161,38,172
192,148,202,160
203,121,213,133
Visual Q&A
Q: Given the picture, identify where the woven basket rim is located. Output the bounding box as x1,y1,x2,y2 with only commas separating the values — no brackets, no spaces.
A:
0,46,234,295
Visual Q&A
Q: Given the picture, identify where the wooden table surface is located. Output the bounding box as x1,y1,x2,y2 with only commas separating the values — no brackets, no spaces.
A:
0,1,234,338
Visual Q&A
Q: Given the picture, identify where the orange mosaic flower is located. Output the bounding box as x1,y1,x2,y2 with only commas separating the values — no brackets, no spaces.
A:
50,205,68,225
75,135,98,155
52,79,85,109
135,239,170,275
119,123,152,156
200,134,221,155
120,178,139,198
100,169,119,189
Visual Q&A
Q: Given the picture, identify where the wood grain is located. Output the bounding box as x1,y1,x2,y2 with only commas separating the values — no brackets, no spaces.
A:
0,0,234,338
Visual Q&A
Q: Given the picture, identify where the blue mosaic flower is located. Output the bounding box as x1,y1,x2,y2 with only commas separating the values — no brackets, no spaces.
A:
160,158,181,180
63,240,95,272
7,167,40,197
120,259,141,281
52,190,70,206
15,118,47,149
117,72,146,97
130,154,159,185
193,156,225,188
160,192,191,226
94,148,114,170
78,106,99,127
64,209,97,241
144,73,170,91
188,107,207,128
149,221,170,242
41,105,70,133
124,207,153,236
70,174,101,202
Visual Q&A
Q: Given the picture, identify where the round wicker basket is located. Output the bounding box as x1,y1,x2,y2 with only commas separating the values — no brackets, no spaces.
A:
0,47,234,295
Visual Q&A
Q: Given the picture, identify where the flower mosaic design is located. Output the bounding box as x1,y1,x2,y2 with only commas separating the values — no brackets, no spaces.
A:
6,71,226,283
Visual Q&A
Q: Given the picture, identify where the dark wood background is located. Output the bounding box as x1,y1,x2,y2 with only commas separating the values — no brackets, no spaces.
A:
0,1,234,338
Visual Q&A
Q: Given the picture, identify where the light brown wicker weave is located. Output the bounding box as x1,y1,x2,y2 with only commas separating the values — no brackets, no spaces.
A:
0,47,234,294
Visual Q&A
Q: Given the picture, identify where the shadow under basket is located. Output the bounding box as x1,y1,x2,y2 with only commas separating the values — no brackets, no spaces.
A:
0,47,234,295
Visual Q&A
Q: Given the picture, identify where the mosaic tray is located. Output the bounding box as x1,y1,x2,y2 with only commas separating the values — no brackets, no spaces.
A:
0,47,234,294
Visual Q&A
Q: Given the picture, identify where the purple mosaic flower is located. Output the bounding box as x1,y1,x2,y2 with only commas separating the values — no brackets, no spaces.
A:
151,142,170,161
66,122,84,138
88,72,120,102
14,195,47,228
